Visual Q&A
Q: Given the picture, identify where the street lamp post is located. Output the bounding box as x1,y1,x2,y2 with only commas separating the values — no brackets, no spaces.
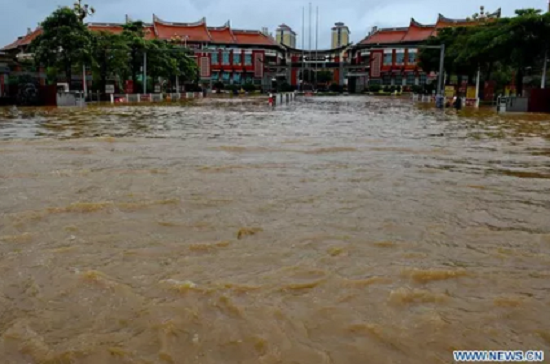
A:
143,51,147,94
475,65,481,108
437,44,445,97
74,1,95,96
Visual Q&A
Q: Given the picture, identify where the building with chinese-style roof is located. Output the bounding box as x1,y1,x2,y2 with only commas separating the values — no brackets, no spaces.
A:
349,7,501,91
1,7,503,94
2,14,283,90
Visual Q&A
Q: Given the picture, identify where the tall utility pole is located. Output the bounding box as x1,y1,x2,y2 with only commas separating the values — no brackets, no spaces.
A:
315,6,319,88
302,6,305,91
143,51,147,94
73,0,95,96
309,2,312,83
475,65,481,107
437,44,446,97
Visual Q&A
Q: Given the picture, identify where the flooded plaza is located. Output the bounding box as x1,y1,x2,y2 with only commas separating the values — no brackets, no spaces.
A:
0,96,549,363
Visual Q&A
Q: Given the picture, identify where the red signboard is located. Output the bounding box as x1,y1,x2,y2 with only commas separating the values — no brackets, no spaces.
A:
370,51,383,78
484,81,495,101
459,80,468,94
199,55,211,79
125,80,133,94
253,51,264,78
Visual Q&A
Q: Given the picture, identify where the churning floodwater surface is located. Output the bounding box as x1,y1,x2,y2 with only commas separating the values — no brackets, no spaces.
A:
0,96,549,364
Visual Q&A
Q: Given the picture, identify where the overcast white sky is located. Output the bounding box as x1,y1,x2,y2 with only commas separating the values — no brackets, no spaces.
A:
0,0,546,49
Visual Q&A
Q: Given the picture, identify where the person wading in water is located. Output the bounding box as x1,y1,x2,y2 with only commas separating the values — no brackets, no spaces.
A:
453,93,463,111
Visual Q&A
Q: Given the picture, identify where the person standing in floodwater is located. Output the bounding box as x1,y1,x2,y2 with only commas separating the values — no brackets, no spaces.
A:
453,93,463,111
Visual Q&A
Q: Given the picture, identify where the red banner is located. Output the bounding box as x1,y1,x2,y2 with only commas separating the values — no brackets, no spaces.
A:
370,51,383,78
254,51,264,78
125,80,133,94
484,81,495,101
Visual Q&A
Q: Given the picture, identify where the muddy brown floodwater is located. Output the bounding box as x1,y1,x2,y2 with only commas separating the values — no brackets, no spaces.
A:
0,96,549,364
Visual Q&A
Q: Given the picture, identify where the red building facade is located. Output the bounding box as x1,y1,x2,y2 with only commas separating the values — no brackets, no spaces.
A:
2,15,282,91
1,8,502,94
350,10,501,91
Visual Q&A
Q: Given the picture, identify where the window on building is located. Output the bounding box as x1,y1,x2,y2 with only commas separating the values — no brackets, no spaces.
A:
222,52,230,65
383,74,391,85
222,72,231,82
233,73,242,84
211,52,219,65
395,75,403,86
396,52,405,65
211,72,220,81
244,54,252,66
369,79,382,86
408,51,417,64
233,52,242,65
384,53,393,65
419,73,427,85
406,72,416,85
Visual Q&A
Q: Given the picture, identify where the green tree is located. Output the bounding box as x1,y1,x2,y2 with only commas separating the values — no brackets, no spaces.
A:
169,43,198,86
146,40,174,86
419,9,550,95
500,9,549,94
419,27,477,79
91,31,129,95
122,21,148,93
317,70,333,84
30,7,91,86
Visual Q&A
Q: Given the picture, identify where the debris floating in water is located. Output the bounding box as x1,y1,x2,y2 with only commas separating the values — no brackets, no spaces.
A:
237,227,263,240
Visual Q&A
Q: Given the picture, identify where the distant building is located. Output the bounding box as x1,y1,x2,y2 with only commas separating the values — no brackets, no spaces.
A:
2,15,282,90
331,22,350,49
1,7,505,94
349,8,501,91
275,24,297,48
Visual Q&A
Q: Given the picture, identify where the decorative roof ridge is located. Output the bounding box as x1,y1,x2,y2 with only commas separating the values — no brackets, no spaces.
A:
153,14,207,27
208,20,230,30
410,18,435,28
377,26,409,32
438,14,470,23
487,8,502,18
208,21,236,43
232,29,263,34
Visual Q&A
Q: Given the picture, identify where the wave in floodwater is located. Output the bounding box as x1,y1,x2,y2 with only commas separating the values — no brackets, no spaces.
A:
0,96,549,364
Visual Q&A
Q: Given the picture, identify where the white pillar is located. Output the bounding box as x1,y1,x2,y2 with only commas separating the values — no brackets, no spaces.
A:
475,66,481,108
110,94,114,104
176,76,180,92
82,65,87,97
143,52,147,94
542,50,548,89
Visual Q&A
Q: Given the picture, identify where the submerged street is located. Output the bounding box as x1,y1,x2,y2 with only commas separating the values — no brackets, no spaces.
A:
0,96,549,363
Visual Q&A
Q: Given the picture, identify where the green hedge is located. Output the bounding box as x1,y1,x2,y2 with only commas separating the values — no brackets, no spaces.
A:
241,83,256,92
